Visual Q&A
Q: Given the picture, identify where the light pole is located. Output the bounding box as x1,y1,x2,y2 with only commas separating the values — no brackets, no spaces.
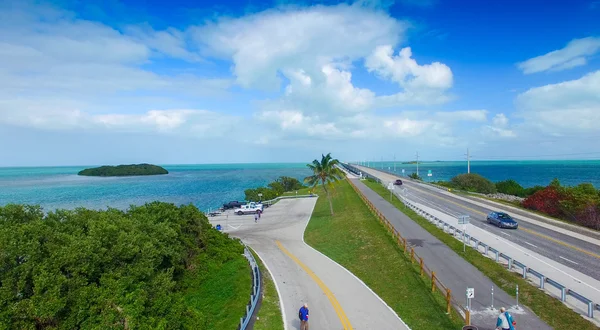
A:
465,148,471,174
416,151,419,176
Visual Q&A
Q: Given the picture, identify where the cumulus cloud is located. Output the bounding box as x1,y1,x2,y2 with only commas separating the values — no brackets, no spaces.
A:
434,110,487,122
492,113,509,127
517,37,600,74
192,3,406,90
516,70,600,133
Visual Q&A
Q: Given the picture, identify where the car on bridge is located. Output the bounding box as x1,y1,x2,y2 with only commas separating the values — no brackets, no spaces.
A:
486,211,518,229
394,179,403,186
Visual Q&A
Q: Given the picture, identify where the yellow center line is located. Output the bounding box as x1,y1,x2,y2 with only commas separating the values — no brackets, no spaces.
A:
275,240,353,330
405,182,600,260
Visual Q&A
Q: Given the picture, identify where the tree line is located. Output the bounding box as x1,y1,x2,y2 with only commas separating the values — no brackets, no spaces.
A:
244,176,305,202
0,202,244,329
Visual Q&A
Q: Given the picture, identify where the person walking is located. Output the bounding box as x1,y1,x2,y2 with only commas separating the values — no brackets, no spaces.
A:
496,307,516,330
254,213,258,223
299,303,309,330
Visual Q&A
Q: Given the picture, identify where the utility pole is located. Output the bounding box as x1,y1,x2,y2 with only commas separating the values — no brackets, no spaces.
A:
465,148,471,174
381,156,383,169
394,154,396,172
416,151,419,176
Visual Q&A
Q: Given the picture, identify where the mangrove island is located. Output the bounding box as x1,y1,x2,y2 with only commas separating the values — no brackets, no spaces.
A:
78,163,169,177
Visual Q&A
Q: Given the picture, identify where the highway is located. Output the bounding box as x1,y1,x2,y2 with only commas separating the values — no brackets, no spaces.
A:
209,197,409,330
354,165,600,281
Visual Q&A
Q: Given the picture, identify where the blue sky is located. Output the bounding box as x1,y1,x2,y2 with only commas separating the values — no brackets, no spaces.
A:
1,0,599,166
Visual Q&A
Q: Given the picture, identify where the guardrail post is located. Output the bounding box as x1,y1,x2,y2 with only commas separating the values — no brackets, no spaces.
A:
420,257,424,276
507,257,512,270
403,238,407,252
539,275,545,289
431,271,436,293
446,289,452,314
411,248,415,262
484,245,489,255
561,288,566,302
522,266,527,279
495,251,499,262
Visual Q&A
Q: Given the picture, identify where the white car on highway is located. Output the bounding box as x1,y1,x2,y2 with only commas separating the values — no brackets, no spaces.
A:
234,202,263,215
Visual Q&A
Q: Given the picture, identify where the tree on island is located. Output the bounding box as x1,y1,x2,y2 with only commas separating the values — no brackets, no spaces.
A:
305,153,345,216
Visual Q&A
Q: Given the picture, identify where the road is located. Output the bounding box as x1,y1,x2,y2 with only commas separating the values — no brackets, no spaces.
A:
353,164,600,281
349,178,550,330
209,197,409,330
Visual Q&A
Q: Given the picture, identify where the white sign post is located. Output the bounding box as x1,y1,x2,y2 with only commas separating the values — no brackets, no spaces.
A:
387,182,395,201
458,215,470,252
466,288,474,311
258,193,263,202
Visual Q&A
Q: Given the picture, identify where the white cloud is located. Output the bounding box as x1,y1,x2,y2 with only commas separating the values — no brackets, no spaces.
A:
434,110,487,122
517,37,600,74
516,70,600,133
192,3,406,90
492,113,509,127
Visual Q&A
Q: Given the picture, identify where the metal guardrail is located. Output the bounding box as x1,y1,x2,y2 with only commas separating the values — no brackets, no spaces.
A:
261,194,319,206
344,163,599,320
345,177,471,325
239,246,261,330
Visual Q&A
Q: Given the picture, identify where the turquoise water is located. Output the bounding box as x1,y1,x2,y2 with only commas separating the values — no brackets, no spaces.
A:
1,161,600,212
359,160,600,188
0,164,312,212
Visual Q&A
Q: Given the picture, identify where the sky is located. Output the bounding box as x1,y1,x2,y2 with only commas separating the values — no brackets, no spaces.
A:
1,0,599,166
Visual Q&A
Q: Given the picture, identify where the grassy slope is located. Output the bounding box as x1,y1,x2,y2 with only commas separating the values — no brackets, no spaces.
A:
363,180,598,330
184,256,252,330
304,180,463,330
251,250,284,330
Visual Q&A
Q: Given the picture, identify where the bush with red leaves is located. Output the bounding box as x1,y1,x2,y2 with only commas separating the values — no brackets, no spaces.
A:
522,186,563,217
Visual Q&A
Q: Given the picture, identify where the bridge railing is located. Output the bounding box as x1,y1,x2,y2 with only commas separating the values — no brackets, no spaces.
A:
343,162,599,320
239,246,261,330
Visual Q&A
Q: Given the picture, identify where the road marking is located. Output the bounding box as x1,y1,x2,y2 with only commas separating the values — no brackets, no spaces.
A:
275,240,353,330
559,256,579,265
406,183,600,260
499,231,511,237
524,241,538,248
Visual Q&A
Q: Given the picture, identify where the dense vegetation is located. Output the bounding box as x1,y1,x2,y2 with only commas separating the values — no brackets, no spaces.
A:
78,164,168,177
495,179,544,197
244,176,304,201
449,173,497,194
523,179,600,230
408,172,422,180
0,202,248,329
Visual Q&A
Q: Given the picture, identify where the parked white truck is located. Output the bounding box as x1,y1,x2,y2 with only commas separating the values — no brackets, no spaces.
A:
234,202,264,215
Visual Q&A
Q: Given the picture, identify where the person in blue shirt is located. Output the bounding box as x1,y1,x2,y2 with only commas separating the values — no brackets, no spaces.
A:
298,303,309,330
496,307,516,330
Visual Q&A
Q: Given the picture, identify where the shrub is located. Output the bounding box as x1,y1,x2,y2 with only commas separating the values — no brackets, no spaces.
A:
524,185,545,196
522,186,563,217
495,179,526,197
450,173,497,194
408,173,422,181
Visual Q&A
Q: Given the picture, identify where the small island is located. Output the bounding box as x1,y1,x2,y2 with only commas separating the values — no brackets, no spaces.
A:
78,164,169,177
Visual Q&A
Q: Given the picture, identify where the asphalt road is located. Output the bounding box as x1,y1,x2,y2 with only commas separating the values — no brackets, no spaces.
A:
353,165,600,281
350,178,550,330
212,197,409,330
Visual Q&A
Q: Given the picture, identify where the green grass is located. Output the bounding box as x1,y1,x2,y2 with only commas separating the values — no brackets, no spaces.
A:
251,249,284,330
363,180,599,330
282,187,312,196
304,180,463,330
184,256,252,330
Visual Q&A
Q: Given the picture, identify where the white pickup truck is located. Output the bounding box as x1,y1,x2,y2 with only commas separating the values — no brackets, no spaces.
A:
234,202,264,215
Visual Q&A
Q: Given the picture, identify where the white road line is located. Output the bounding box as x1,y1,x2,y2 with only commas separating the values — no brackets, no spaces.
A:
559,256,579,265
524,241,538,248
499,231,511,237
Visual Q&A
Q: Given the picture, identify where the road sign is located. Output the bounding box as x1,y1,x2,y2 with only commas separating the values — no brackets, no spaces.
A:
387,182,394,190
402,169,405,174
458,215,470,225
427,169,432,177
466,288,474,299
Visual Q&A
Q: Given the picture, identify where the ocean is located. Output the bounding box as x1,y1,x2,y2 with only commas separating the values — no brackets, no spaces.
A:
1,161,600,212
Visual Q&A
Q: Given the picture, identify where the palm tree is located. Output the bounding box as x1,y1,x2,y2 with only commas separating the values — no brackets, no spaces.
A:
305,153,345,216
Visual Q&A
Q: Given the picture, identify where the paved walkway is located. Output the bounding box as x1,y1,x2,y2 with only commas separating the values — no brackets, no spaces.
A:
216,197,409,330
351,178,551,330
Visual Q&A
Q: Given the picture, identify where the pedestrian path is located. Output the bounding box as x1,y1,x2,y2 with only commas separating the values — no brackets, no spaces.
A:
227,197,410,330
350,178,551,330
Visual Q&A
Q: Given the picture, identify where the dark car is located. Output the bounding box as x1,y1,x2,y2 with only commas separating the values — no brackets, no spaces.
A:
394,179,403,186
223,201,244,209
487,212,518,229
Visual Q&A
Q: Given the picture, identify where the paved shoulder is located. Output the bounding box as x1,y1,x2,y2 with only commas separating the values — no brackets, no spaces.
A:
226,198,409,330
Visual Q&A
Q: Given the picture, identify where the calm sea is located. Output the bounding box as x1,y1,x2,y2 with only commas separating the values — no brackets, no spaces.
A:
1,161,599,212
